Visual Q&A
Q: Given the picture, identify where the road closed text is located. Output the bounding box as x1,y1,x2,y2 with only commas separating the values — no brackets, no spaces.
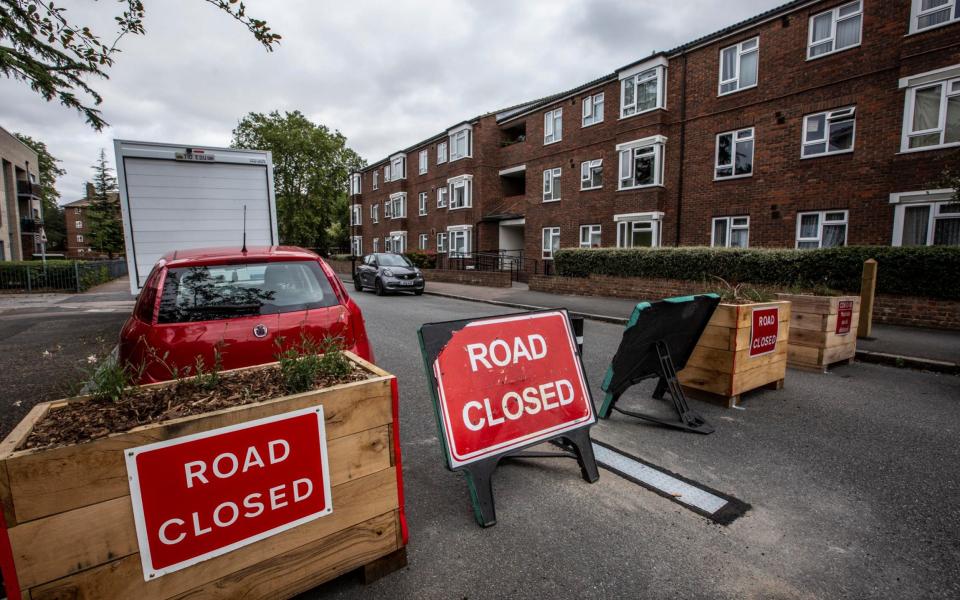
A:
126,407,333,579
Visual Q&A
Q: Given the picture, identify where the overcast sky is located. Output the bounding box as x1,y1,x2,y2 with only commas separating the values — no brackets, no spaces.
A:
1,0,784,203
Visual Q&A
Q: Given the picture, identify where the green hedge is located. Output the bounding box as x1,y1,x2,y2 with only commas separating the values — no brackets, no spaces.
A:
404,252,436,269
553,246,960,300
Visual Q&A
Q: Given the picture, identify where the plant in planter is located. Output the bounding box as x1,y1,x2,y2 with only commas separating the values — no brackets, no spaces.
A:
0,338,407,600
775,291,860,373
677,279,791,408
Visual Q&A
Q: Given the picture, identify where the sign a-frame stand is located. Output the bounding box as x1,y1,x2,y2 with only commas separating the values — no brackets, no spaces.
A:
600,294,720,434
419,309,599,527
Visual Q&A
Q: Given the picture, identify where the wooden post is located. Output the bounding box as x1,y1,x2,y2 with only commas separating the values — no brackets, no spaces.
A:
858,259,877,339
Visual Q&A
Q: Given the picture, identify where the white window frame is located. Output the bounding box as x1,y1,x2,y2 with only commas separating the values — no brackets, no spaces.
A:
544,108,563,145
582,93,604,127
890,189,960,246
447,225,471,257
617,136,666,190
802,106,856,158
77,234,84,243
807,1,862,60
350,204,362,226
437,186,448,208
418,192,428,216
437,232,448,253
711,216,750,248
437,141,448,164
614,212,662,248
909,0,960,34
620,59,667,119
579,224,601,248
543,167,562,202
449,125,473,161
351,235,362,256
75,220,83,229
419,150,428,175
349,173,362,195
448,175,473,210
542,227,560,259
372,237,379,253
389,192,406,219
795,210,849,248
389,154,406,181
387,231,407,254
419,233,429,250
718,37,759,96
384,164,391,183
373,170,379,190
371,203,379,224
901,75,960,152
580,159,602,190
714,127,755,180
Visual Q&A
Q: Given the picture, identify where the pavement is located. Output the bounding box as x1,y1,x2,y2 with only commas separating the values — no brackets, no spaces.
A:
415,279,960,370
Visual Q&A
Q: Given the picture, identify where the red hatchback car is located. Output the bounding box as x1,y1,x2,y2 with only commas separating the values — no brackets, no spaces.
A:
119,246,373,384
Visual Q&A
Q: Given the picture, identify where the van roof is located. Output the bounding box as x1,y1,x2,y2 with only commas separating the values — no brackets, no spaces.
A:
160,246,319,268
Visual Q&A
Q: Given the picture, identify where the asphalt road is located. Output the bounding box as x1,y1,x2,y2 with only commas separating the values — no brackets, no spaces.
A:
306,291,960,600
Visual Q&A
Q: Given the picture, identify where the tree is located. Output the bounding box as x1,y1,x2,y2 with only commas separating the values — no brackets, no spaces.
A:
231,111,365,250
15,133,66,250
0,1,280,130
87,148,124,258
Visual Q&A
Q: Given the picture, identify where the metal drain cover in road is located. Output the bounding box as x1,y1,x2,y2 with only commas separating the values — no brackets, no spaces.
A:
592,440,750,525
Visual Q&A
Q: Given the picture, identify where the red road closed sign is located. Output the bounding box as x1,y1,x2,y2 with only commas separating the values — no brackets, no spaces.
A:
836,300,854,335
750,306,780,357
125,406,333,580
430,311,595,469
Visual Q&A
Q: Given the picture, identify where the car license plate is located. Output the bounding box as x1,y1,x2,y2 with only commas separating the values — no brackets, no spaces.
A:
399,280,414,286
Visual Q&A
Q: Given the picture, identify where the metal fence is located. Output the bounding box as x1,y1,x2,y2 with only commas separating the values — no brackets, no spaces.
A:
0,259,128,293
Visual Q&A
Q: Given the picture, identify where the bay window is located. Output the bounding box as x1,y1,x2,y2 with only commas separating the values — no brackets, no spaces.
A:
719,37,759,95
803,107,856,157
715,127,755,179
796,210,848,248
617,136,666,190
351,236,362,257
448,175,473,209
615,212,662,248
389,153,406,180
449,125,472,161
620,62,666,118
448,226,471,257
712,216,750,248
891,190,960,246
808,1,862,59
349,173,361,195
387,231,407,254
542,227,560,259
350,204,362,226
389,192,406,219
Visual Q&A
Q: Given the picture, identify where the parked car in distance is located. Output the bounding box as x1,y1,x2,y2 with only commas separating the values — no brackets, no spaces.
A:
354,252,425,296
119,246,373,384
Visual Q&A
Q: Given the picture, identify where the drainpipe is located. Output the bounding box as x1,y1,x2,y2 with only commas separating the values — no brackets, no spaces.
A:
675,51,688,247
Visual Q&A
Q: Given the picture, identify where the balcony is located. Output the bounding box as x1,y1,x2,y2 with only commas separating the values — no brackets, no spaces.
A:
19,217,42,233
16,180,39,199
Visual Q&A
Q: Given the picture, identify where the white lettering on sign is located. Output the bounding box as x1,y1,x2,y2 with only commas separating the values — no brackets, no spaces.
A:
757,315,776,327
465,335,548,372
461,379,575,431
183,439,290,488
752,335,777,350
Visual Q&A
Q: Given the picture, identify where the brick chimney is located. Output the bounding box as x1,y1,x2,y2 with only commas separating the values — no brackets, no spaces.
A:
85,182,95,199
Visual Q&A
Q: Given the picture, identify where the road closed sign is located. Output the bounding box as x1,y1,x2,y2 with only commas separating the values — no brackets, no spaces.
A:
750,306,780,357
125,406,333,580
422,310,595,470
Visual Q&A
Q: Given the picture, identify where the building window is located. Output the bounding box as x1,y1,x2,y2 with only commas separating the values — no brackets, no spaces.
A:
615,218,658,248
75,220,83,229
449,126,472,161
712,216,750,248
371,203,379,224
544,108,562,144
719,37,759,95
448,175,473,209
437,232,448,253
543,167,562,202
351,236,362,256
892,193,960,246
384,164,392,183
419,233,429,250
437,187,448,208
715,127,755,179
579,224,601,248
808,1,862,59
77,234,84,243
449,228,471,257
74,207,81,215
418,192,428,216
390,155,406,180
909,0,960,33
796,210,848,248
581,159,602,190
582,93,604,126
391,193,407,218
542,227,560,259
620,65,665,118
437,141,448,164
373,237,379,253
349,173,362,195
419,150,428,175
803,107,856,157
350,204,362,226
373,170,379,190
386,232,406,253
617,136,666,190
902,77,960,151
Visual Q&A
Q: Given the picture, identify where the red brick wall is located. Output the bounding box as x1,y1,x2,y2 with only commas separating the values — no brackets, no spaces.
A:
529,274,960,330
424,269,511,288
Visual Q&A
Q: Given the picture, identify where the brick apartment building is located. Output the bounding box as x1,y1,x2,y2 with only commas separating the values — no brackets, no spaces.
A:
0,125,42,261
64,183,121,258
347,0,960,268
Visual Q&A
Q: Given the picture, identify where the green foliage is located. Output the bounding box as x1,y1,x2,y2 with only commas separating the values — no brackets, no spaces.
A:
87,149,125,258
89,359,134,403
276,335,351,395
935,149,960,204
231,111,365,250
554,246,960,300
709,277,774,304
14,133,66,250
404,252,436,269
0,0,280,130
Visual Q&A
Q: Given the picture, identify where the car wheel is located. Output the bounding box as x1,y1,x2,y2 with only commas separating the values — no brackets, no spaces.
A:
354,276,363,292
375,278,385,296
414,289,424,296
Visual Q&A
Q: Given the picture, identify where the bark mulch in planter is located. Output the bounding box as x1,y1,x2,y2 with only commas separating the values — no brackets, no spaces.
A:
22,363,369,451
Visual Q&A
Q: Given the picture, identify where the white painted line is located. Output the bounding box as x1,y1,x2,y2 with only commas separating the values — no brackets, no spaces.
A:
592,442,728,515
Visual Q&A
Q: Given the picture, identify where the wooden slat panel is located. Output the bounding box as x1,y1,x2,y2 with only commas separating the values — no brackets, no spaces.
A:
4,378,392,524
28,468,399,600
731,358,787,396
10,426,393,590
694,325,737,351
791,311,829,331
171,512,398,599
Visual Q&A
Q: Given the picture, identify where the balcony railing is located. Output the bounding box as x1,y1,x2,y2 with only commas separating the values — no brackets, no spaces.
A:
19,217,42,233
16,180,39,198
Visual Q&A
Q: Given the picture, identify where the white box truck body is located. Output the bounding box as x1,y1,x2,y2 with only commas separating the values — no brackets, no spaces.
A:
114,140,279,295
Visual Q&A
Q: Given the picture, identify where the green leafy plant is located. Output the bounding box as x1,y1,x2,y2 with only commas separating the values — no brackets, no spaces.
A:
276,335,351,395
88,358,137,403
192,343,224,390
709,276,773,304
404,251,436,269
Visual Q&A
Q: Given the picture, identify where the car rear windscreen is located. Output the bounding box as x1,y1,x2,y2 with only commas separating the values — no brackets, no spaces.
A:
157,261,338,323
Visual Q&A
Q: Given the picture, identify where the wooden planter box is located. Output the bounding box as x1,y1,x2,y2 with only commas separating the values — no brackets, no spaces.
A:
0,352,406,600
678,301,791,408
776,294,860,373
